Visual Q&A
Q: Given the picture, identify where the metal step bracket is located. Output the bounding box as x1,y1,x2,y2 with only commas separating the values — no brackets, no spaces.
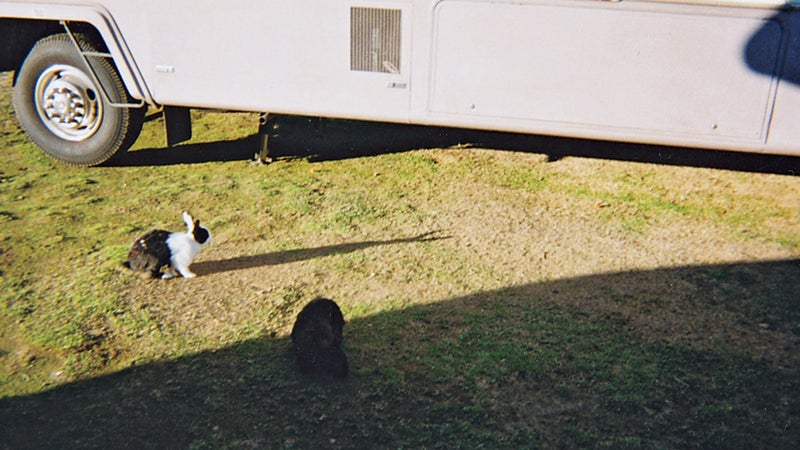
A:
61,20,145,109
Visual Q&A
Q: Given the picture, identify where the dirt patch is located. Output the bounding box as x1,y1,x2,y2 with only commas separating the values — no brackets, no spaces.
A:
123,150,797,346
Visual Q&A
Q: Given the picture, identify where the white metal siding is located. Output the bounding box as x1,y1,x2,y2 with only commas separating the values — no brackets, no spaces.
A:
430,0,782,145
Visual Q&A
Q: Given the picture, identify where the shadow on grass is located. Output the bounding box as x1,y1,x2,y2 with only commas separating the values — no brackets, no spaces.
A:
192,232,447,276
106,135,260,167
2,259,798,448
108,115,800,175
268,116,800,176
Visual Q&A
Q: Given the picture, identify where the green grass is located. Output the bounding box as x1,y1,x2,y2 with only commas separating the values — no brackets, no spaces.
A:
1,72,799,448
350,294,797,448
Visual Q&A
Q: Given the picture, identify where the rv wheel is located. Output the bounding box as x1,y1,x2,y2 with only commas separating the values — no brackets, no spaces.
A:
12,34,144,166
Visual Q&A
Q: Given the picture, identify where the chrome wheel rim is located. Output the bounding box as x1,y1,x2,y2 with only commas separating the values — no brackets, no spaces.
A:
34,64,102,141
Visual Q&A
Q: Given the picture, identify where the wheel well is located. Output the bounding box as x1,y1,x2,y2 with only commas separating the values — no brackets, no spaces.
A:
0,19,107,75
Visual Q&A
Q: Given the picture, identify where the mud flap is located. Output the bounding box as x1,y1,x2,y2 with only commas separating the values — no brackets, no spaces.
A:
164,106,191,147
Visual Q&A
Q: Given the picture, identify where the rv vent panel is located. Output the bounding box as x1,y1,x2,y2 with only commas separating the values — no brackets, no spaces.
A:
350,7,401,73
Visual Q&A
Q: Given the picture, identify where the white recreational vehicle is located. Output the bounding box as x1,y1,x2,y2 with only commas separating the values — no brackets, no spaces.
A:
1,0,799,166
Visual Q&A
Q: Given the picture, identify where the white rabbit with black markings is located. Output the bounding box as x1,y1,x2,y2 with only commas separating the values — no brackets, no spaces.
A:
124,211,211,279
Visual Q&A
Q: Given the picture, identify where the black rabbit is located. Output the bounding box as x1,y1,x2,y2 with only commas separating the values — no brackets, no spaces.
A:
291,298,348,378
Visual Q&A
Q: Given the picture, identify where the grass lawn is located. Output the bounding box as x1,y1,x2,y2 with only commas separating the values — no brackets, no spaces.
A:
1,71,799,448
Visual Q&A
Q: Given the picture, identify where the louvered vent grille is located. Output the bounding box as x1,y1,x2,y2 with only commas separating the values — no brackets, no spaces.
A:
350,7,401,73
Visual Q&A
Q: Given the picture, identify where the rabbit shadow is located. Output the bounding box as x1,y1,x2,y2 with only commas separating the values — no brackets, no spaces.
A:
191,232,448,276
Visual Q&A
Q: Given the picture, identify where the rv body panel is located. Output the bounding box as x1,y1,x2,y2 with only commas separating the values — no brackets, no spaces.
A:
137,0,412,121
2,0,799,155
417,0,800,154
428,0,781,147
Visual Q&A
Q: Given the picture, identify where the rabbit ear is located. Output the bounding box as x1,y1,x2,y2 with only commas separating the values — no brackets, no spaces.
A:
181,211,194,231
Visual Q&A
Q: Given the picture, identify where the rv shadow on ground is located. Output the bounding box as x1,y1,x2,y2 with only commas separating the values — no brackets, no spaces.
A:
1,259,798,448
267,116,800,175
111,115,800,176
107,135,260,167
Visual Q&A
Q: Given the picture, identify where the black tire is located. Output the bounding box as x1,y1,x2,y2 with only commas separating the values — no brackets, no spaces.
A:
12,33,144,166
